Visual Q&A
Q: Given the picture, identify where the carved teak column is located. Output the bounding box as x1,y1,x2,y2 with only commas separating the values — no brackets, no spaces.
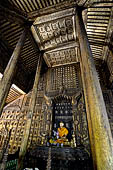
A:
17,54,42,170
0,29,27,116
76,9,113,170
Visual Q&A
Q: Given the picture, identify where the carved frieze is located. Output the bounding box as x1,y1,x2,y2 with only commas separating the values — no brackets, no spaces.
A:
72,93,90,153
32,8,76,49
31,8,78,67
44,43,79,67
46,64,80,94
34,17,74,50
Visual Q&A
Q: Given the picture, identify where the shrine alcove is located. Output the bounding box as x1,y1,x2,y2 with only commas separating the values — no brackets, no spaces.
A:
52,96,73,142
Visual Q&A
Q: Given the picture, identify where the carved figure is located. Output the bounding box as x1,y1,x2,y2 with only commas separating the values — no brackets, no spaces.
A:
49,122,69,145
56,122,69,143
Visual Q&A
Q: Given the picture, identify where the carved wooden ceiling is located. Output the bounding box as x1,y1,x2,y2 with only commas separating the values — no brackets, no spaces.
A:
31,2,113,67
0,0,113,102
87,4,113,61
31,8,79,67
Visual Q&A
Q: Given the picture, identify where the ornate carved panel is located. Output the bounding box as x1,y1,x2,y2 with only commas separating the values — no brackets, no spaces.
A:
0,74,46,154
0,65,91,156
32,8,76,50
32,8,78,67
40,98,53,138
36,17,74,50
44,43,79,67
46,64,80,94
72,92,90,153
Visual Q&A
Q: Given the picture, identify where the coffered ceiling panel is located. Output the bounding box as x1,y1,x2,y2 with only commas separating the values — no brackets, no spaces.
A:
44,42,79,67
32,8,76,50
31,8,78,67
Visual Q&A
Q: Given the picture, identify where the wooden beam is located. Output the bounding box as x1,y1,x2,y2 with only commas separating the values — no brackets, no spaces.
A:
28,29,40,53
28,0,77,21
0,35,32,93
17,53,43,170
76,9,113,170
0,29,27,116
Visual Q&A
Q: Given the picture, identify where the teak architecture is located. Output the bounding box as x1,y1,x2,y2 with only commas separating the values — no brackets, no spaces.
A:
0,0,113,170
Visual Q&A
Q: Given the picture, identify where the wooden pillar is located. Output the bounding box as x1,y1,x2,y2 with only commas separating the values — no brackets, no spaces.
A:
17,54,43,170
0,29,27,116
76,9,113,170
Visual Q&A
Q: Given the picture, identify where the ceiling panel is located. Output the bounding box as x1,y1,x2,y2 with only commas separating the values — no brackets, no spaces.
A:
31,8,78,67
8,0,67,13
86,5,113,60
44,43,79,67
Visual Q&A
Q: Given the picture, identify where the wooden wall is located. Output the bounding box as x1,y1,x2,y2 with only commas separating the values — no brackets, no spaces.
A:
0,62,113,155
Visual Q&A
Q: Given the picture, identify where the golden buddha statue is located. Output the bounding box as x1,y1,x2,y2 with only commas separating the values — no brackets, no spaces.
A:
56,122,69,144
49,121,69,145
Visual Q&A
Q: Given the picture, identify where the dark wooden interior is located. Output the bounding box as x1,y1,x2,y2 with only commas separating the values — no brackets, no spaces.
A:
0,0,113,170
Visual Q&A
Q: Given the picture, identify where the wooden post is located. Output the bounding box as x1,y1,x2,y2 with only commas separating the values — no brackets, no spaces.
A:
76,9,113,170
0,29,27,116
17,54,43,170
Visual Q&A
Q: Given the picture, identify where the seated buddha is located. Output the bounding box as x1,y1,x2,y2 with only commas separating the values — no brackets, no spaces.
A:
56,121,69,144
49,121,69,145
